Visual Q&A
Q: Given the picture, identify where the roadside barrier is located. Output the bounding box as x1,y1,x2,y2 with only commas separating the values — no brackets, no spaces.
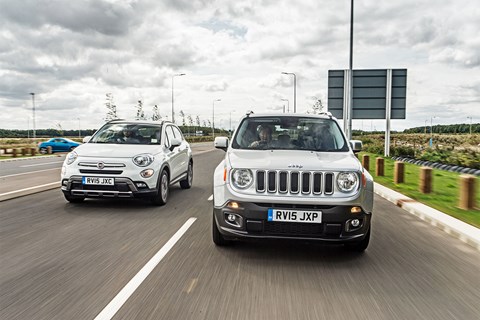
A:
370,156,478,211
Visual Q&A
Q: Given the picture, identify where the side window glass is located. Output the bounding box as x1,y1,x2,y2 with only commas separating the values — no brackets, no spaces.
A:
172,126,184,141
165,126,175,147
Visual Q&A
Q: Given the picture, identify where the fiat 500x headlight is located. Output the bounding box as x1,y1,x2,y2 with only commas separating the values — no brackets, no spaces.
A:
133,154,154,167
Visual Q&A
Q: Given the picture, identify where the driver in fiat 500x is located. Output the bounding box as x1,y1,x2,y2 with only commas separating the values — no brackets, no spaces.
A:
249,124,273,148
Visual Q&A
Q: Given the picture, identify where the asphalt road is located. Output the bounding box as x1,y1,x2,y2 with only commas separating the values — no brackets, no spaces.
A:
1,148,479,320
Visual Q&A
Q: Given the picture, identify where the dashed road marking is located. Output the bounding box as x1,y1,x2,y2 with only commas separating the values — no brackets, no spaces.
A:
94,217,197,320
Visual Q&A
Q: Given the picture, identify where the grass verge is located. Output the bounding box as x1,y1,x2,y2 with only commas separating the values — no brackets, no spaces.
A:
360,152,480,228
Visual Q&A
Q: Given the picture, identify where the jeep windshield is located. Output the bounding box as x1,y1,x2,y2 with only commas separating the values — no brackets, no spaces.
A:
232,116,349,151
89,123,162,145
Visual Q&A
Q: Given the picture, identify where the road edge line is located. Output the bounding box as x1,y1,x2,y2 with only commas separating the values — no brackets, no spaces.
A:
0,181,61,202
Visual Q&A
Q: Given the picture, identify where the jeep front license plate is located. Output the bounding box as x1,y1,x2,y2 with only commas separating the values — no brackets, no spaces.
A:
267,209,322,223
82,176,114,185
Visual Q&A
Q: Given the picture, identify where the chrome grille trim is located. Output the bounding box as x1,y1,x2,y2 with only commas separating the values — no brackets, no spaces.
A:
255,170,335,196
78,162,126,168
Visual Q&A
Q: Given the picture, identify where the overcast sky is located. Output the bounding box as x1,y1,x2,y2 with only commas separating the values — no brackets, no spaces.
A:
0,0,478,132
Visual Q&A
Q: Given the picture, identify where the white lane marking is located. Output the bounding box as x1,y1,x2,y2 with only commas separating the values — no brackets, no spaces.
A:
0,168,60,179
20,161,64,168
208,195,213,201
0,182,60,197
94,217,197,320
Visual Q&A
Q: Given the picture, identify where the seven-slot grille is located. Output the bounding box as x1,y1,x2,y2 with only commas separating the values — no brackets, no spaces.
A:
256,170,334,195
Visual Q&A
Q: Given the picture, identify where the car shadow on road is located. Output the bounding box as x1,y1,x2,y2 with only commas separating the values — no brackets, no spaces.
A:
213,239,371,265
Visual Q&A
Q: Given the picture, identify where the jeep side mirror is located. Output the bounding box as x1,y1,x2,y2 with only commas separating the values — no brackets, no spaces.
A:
350,140,363,153
170,137,181,151
83,136,92,143
214,137,229,151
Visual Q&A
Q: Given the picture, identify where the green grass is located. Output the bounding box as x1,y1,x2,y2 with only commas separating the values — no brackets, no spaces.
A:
360,152,480,228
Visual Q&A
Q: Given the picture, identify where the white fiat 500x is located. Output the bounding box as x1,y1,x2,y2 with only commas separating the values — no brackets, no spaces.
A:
61,119,193,205
213,112,373,252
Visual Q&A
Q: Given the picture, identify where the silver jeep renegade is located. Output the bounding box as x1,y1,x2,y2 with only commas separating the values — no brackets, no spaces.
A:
212,112,373,252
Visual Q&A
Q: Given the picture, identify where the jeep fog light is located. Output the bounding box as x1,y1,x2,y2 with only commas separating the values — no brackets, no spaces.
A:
351,219,360,227
140,168,154,178
337,172,358,192
231,169,253,189
224,213,243,227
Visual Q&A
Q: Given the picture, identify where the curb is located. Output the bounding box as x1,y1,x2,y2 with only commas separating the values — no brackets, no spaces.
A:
0,182,60,202
374,182,480,251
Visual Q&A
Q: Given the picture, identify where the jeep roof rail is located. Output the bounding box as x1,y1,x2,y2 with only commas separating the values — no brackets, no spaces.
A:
318,111,333,118
246,110,254,117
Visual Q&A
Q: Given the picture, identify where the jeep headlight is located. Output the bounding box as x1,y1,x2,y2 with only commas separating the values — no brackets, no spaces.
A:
337,172,359,192
66,151,77,165
231,169,253,189
133,154,154,167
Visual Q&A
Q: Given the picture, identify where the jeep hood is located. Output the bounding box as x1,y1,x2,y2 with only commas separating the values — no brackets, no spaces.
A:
227,150,362,171
73,143,163,158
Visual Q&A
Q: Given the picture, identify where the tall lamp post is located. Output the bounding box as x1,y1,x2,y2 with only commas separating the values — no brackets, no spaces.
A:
30,93,36,139
281,72,296,113
77,118,81,139
281,98,289,113
171,73,186,124
467,117,473,135
430,116,437,147
212,99,221,139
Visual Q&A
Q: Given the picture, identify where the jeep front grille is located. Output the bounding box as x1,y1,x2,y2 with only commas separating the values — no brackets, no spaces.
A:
256,170,334,195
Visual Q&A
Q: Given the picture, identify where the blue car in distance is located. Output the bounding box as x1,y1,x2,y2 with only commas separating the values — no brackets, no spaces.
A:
38,138,80,154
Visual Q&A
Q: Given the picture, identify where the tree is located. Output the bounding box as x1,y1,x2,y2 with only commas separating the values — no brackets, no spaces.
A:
196,115,201,127
152,105,161,121
307,99,324,114
135,100,146,120
202,120,207,127
179,110,186,126
105,93,118,121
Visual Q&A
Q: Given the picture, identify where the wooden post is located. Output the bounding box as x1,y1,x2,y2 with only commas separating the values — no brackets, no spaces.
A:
459,175,476,210
47,146,53,154
376,157,384,176
12,148,17,158
31,148,36,156
394,161,404,184
362,155,370,172
419,167,433,193
22,148,27,156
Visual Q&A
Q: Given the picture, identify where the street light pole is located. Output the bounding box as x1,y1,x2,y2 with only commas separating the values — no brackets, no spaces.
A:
78,118,81,139
281,72,296,113
212,99,221,139
347,0,354,140
467,117,473,135
171,73,186,124
281,98,289,113
30,93,36,139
